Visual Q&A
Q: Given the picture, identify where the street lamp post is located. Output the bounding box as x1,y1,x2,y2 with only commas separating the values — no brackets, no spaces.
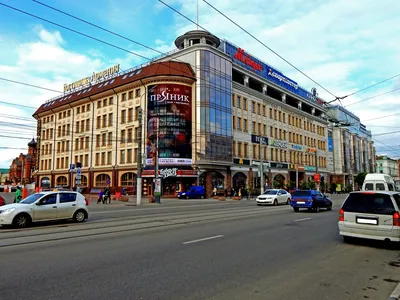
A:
154,119,161,204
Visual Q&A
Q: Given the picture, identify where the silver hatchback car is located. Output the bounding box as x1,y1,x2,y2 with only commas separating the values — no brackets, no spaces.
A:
0,191,89,228
338,191,400,242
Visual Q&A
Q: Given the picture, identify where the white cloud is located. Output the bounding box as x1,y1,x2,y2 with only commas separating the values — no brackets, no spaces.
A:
0,27,109,168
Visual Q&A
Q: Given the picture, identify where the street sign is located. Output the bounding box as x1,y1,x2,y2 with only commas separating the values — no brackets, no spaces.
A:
75,180,81,185
70,164,75,170
76,168,81,175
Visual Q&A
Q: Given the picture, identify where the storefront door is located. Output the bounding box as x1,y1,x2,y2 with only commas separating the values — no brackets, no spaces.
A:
163,178,178,196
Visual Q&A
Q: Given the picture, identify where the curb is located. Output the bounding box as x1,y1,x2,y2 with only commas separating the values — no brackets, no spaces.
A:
389,282,400,300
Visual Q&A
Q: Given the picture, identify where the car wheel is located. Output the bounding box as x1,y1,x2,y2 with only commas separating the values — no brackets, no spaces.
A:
13,213,31,228
273,199,278,206
186,196,190,199
287,198,290,205
200,195,204,199
257,203,261,206
293,207,299,212
73,210,87,223
314,206,320,213
327,205,332,211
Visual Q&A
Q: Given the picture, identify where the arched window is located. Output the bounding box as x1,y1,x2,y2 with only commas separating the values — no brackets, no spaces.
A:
56,176,68,186
96,174,110,187
121,172,136,187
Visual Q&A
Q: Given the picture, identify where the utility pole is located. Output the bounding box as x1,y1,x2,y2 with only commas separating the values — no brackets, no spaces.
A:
154,118,161,204
259,138,264,194
315,149,319,191
136,107,143,206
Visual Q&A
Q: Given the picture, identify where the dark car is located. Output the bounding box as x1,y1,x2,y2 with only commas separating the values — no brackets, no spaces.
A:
177,186,206,199
290,190,332,212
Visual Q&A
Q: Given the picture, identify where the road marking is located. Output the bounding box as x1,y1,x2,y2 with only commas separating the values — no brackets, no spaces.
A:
182,235,224,245
294,217,312,222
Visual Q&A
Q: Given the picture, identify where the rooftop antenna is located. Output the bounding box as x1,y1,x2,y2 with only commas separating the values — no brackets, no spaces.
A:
196,0,199,30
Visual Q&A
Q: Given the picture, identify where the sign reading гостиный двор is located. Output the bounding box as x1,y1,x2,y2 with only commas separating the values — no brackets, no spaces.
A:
63,64,120,93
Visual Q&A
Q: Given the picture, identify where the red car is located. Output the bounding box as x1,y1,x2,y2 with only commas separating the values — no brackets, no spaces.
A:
0,196,5,206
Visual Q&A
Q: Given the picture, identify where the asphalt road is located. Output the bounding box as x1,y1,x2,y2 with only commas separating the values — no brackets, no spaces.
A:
0,196,399,300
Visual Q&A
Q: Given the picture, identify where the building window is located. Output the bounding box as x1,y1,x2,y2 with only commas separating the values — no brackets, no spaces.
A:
85,154,89,167
85,137,89,149
252,102,256,113
96,135,100,147
101,152,106,165
127,149,132,163
102,115,107,128
238,142,242,156
135,88,141,97
108,113,113,127
96,116,101,129
121,172,135,187
122,93,127,102
243,119,247,131
108,132,112,145
237,118,241,130
95,174,110,187
244,143,248,157
127,128,133,143
128,108,133,122
107,152,112,165
120,130,126,143
134,148,138,162
120,150,126,164
128,91,133,99
135,107,140,121
109,97,113,105
243,98,247,110
121,110,126,124
85,119,89,131
97,101,101,109
102,133,106,146
95,153,100,166
252,121,256,133
236,95,241,108
103,98,107,107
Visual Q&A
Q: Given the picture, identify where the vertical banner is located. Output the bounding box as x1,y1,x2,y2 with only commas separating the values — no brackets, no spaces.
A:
146,84,192,166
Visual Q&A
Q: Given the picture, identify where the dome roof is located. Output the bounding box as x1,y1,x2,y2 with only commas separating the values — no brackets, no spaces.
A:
28,138,37,147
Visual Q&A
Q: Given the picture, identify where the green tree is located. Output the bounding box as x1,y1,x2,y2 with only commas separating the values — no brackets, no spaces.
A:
354,172,368,188
308,180,316,190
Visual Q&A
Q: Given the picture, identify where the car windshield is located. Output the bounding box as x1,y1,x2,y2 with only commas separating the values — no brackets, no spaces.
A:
19,193,44,204
263,190,278,195
293,191,311,197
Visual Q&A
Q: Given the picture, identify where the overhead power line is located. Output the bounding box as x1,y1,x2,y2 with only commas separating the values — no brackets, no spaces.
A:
344,73,400,98
200,0,338,99
0,101,37,109
344,86,400,107
0,77,63,93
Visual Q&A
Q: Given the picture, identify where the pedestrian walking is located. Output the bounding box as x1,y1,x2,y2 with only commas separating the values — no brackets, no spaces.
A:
104,187,111,204
14,186,22,203
97,189,104,204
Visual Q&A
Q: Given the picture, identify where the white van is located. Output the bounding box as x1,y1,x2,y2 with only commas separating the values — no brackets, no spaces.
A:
362,173,397,192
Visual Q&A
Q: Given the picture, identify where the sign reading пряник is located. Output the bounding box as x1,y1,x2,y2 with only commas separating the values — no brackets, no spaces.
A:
63,64,120,93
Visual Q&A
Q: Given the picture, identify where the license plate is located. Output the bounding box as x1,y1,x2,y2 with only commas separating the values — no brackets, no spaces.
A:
356,217,378,225
296,201,305,204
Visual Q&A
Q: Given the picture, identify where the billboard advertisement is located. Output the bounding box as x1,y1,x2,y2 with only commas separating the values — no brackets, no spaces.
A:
146,84,192,166
328,137,333,152
223,41,325,106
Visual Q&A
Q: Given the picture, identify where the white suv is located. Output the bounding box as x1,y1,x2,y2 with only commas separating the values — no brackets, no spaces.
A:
338,191,400,242
0,191,89,228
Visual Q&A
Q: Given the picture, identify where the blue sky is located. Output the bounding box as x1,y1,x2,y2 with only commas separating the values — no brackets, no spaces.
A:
0,0,400,167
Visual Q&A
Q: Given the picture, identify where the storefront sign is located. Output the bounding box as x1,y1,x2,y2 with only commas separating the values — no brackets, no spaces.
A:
290,144,303,151
270,139,288,149
234,48,263,71
63,64,120,93
160,168,177,178
145,158,192,165
305,165,316,171
270,162,288,169
146,84,192,166
234,158,251,165
224,42,325,106
251,134,268,145
142,169,198,177
306,147,316,153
